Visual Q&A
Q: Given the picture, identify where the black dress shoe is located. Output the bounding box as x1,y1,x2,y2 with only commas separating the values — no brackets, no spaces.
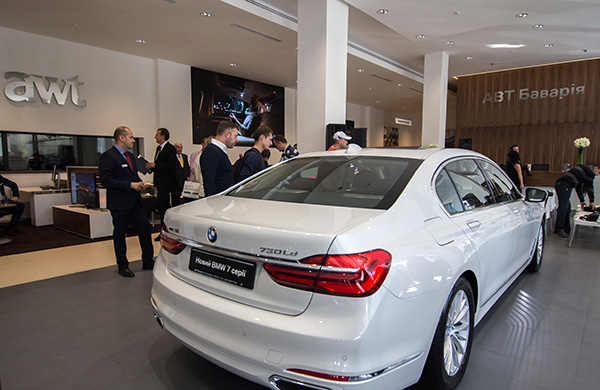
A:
118,268,135,277
143,261,155,270
154,235,161,242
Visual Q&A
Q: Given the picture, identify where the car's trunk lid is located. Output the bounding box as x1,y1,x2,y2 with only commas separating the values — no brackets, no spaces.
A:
162,195,383,315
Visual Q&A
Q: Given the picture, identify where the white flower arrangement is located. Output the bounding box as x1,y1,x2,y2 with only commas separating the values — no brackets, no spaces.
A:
574,137,590,148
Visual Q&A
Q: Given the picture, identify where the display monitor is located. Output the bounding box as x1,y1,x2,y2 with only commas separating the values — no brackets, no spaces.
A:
70,172,97,208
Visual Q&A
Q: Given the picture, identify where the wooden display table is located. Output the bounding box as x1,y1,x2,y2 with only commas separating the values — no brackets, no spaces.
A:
52,205,113,239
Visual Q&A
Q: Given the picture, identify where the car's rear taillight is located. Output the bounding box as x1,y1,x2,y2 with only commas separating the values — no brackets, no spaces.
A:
160,224,186,255
264,249,391,297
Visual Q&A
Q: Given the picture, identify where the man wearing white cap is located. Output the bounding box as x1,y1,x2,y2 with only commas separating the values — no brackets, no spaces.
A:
328,131,351,151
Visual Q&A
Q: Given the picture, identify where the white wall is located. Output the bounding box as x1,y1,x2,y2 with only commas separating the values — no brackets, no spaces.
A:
0,26,192,185
0,26,435,185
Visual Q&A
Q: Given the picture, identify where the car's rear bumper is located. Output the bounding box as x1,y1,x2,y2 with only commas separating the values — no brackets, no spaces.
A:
151,255,442,390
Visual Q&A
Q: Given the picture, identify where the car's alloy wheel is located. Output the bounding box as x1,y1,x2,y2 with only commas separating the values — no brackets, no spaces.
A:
443,289,470,377
421,277,474,390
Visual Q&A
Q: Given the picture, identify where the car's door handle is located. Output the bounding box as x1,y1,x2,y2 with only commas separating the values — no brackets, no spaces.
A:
467,220,481,231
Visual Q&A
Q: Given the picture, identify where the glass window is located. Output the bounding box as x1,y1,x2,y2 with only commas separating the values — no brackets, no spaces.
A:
478,160,520,202
445,159,495,211
228,156,421,210
36,134,76,170
435,168,464,215
7,133,34,171
0,131,140,171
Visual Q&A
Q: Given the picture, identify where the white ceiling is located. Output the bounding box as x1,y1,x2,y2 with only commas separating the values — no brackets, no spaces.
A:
1,0,598,117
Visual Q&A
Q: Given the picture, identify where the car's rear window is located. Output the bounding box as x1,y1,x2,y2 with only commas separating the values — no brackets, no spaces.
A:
227,156,421,209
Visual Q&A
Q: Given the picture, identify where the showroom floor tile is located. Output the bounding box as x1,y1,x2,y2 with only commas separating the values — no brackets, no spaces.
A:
0,228,598,390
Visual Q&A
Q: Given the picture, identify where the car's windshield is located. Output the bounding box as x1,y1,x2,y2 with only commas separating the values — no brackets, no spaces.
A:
227,156,421,209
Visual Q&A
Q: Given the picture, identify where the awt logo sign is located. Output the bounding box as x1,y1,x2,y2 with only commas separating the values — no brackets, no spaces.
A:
3,71,87,107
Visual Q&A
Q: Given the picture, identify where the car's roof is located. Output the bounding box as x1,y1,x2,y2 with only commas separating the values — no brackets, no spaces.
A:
296,147,486,162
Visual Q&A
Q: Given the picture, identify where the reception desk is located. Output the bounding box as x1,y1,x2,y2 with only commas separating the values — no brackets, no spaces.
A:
523,171,563,187
20,187,71,226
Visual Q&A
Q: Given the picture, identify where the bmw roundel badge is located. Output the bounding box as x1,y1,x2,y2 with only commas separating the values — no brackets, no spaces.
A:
207,226,218,243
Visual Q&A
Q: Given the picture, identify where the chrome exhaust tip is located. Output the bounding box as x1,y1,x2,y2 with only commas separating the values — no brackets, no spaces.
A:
269,375,330,390
154,313,164,329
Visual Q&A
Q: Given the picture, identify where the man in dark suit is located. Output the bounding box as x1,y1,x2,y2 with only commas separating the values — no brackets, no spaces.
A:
99,126,154,277
145,128,178,240
173,142,190,201
200,121,239,196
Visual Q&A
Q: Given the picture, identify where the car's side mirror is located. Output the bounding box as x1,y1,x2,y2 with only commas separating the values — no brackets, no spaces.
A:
525,188,548,203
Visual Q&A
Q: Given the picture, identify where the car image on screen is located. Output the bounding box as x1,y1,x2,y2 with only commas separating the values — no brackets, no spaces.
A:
151,147,548,390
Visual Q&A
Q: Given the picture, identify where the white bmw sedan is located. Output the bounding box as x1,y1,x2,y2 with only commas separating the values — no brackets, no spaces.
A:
151,147,547,390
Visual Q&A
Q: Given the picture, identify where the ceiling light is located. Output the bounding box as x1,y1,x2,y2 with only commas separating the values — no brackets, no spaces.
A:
486,43,525,49
368,88,372,91
358,69,365,72
376,100,380,104
377,9,389,14
200,12,212,17
516,13,528,18
73,22,79,27
445,41,454,45
136,39,145,44
416,35,426,39
544,43,554,48
397,83,403,87
466,56,474,60
229,63,237,66
533,24,544,29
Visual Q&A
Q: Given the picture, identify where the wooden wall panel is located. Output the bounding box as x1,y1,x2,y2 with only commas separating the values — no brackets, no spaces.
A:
456,59,600,169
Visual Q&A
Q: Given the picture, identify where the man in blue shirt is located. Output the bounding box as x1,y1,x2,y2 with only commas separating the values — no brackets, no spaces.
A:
0,175,25,236
273,134,299,161
238,126,273,182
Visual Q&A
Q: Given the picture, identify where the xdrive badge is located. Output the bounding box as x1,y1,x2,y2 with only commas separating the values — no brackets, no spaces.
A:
207,226,217,243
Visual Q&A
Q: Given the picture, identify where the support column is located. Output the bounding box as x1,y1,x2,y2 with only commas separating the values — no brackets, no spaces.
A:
422,52,449,147
297,0,348,153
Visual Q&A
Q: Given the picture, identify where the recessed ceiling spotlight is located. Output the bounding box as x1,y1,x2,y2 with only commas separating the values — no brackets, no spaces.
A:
136,39,145,44
368,88,372,91
486,43,525,49
466,56,474,60
445,41,454,45
229,63,237,66
544,43,554,48
200,12,212,17
376,100,380,104
397,83,403,87
73,22,79,27
358,69,365,72
516,13,528,18
377,9,389,14
416,34,426,39
533,24,544,29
